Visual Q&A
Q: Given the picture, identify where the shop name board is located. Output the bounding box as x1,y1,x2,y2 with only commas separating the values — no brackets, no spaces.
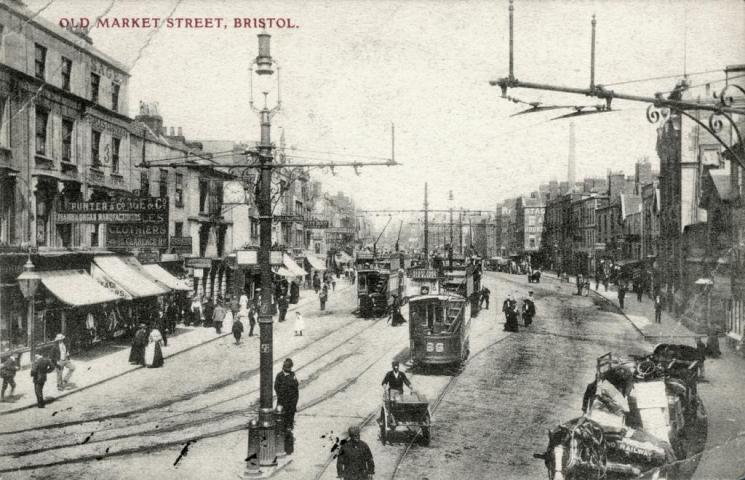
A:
57,197,168,223
57,197,170,249
305,219,329,229
137,250,160,265
170,236,193,253
186,257,213,269
274,215,304,223
236,250,284,266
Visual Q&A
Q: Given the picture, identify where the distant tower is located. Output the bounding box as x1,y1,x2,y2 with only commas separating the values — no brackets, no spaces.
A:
567,121,576,191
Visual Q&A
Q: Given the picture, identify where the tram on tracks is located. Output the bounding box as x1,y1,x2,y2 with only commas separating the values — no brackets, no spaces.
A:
406,268,471,368
442,262,482,317
355,252,406,317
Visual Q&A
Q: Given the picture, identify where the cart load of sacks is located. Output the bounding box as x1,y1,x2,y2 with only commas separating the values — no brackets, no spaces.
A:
535,344,707,480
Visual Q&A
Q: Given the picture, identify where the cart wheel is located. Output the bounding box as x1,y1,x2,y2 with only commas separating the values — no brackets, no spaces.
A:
379,408,387,445
420,412,431,446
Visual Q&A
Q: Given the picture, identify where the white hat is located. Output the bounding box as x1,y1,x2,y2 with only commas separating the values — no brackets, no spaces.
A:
54,333,65,341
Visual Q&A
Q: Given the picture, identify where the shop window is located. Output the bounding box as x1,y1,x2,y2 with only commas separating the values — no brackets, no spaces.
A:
111,83,120,112
91,224,99,247
199,224,209,257
0,177,14,243
217,225,226,257
61,119,73,163
174,221,183,237
61,57,72,91
90,73,100,103
0,96,9,147
199,179,209,213
2,289,28,351
91,129,102,168
111,137,120,173
140,170,150,196
175,173,183,207
35,107,48,155
159,169,168,198
34,44,46,80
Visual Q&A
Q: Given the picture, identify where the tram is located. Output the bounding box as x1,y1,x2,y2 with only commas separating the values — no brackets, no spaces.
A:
356,253,405,317
408,292,471,368
442,263,482,317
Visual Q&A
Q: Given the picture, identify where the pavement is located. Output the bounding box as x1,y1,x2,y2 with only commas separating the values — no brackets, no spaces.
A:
0,282,353,415
543,271,745,480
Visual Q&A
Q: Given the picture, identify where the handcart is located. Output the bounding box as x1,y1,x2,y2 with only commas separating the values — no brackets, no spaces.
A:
378,390,431,446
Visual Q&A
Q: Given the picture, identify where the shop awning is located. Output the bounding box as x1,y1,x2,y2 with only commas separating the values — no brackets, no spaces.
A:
283,254,307,276
92,256,171,299
39,270,122,306
336,251,353,263
274,267,295,277
305,254,326,271
142,264,192,291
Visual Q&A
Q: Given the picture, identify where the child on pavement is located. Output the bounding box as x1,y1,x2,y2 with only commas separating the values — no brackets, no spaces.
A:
294,312,305,336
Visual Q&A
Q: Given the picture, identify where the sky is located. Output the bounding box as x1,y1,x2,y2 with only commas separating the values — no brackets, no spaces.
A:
25,0,745,221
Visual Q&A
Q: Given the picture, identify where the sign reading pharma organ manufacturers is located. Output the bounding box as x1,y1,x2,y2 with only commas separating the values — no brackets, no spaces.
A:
57,197,169,248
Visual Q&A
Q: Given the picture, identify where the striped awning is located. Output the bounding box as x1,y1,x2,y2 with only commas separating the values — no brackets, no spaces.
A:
92,256,171,299
305,254,326,271
283,254,307,276
142,264,192,291
39,270,121,306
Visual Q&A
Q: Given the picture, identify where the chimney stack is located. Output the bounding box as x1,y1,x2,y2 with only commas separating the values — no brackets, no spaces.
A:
169,127,175,136
177,126,183,137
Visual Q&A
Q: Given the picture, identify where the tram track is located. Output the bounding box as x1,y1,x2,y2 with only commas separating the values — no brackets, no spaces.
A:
310,326,515,480
1,315,380,437
0,316,401,473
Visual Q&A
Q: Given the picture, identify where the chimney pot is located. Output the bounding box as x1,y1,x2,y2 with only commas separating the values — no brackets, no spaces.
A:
178,126,183,137
170,127,175,136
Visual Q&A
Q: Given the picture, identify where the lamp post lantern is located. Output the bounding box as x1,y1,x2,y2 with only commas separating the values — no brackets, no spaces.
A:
245,31,282,476
16,257,41,360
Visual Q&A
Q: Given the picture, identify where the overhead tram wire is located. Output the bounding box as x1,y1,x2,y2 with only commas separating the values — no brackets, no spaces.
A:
602,68,724,87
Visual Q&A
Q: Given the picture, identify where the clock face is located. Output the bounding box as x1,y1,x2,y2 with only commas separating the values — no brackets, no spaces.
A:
223,181,246,204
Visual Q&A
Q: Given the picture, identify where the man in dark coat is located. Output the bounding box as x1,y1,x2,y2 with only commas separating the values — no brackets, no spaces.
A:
129,324,148,365
618,283,626,310
336,425,375,480
274,358,299,432
502,295,519,332
1,354,19,401
522,291,536,327
277,295,289,322
202,298,214,328
480,287,490,309
30,353,56,408
381,361,412,398
313,273,321,293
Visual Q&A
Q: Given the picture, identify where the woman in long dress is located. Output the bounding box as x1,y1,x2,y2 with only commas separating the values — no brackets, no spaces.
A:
145,328,165,368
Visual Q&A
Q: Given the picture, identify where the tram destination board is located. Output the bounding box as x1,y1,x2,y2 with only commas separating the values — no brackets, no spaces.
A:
57,197,169,249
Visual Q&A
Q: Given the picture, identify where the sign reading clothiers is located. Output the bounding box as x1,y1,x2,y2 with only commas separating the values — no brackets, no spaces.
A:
57,197,169,249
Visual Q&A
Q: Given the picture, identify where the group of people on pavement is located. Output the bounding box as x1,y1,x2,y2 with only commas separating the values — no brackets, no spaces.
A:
502,291,536,332
129,323,165,369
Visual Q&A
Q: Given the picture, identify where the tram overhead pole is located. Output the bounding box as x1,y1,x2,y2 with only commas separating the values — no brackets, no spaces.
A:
242,32,399,476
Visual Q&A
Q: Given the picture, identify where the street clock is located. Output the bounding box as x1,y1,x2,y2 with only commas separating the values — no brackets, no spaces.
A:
222,180,247,204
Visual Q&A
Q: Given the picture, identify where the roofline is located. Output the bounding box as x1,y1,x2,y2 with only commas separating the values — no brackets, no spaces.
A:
1,1,130,75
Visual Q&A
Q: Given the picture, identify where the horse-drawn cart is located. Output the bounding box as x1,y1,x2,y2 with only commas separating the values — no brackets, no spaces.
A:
378,390,431,446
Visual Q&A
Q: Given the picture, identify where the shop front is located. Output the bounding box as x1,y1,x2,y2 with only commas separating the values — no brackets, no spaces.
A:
1,252,127,365
91,255,172,331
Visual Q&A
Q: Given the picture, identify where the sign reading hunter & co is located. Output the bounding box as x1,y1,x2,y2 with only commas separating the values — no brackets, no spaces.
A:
57,197,169,249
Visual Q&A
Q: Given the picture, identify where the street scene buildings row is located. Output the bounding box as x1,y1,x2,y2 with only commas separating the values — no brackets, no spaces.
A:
0,1,365,365
481,70,745,352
